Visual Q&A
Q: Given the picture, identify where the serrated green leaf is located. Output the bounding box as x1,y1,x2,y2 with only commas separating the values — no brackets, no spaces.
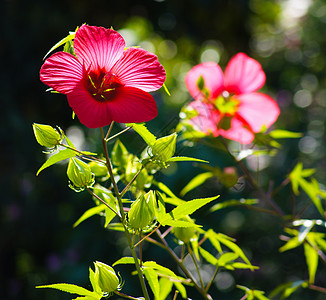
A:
167,156,209,163
169,195,219,220
205,229,223,253
180,172,214,196
36,283,96,297
252,290,269,300
210,198,258,212
269,129,302,139
37,149,76,175
126,123,156,146
43,31,76,60
304,243,318,284
73,204,106,228
143,268,160,299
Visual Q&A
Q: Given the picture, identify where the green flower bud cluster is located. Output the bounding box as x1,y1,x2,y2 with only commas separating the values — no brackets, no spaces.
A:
67,157,95,192
128,190,156,231
94,261,120,295
33,123,63,150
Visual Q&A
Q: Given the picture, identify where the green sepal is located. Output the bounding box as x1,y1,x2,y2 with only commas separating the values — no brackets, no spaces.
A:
269,129,303,139
151,133,177,162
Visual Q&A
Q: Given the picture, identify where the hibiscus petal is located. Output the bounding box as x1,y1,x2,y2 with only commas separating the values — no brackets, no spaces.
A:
224,53,266,94
219,117,255,144
185,62,224,101
111,48,166,92
67,85,157,128
74,25,125,72
106,87,158,123
189,101,221,136
40,52,84,94
236,92,280,133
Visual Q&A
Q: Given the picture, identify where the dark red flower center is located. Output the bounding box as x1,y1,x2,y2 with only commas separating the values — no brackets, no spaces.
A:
87,69,124,102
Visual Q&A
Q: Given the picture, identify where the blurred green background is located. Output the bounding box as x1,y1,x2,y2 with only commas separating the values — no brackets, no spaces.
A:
2,0,326,299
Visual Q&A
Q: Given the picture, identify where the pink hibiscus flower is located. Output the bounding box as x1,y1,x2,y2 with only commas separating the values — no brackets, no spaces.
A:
184,53,280,144
40,25,166,128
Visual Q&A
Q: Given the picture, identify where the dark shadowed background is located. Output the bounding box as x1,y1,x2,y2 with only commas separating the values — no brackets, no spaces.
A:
2,0,326,299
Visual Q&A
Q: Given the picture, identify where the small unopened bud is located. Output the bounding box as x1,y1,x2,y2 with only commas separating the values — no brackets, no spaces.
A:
67,157,95,191
128,191,155,230
33,123,63,148
172,216,197,243
151,133,177,162
88,161,108,177
94,261,120,294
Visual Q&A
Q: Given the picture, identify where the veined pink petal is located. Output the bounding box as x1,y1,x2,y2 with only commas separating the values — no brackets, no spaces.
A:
219,117,255,144
74,25,125,72
111,48,166,92
40,52,84,94
185,62,224,101
224,53,266,94
189,101,221,136
236,92,280,133
67,84,157,128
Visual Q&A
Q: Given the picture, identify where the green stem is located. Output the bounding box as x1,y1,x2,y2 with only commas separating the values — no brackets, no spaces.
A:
115,291,145,299
86,187,121,218
205,266,218,292
106,126,132,142
100,127,150,300
187,243,205,290
59,143,104,164
155,229,212,300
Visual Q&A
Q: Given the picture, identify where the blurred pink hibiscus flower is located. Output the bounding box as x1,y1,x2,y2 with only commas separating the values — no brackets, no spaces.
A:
184,53,280,144
40,25,166,128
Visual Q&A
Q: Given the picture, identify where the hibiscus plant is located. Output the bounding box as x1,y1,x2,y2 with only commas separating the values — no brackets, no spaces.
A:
33,25,326,300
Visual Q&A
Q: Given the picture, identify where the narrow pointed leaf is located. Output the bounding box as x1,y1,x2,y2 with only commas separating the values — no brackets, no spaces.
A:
304,243,318,284
73,204,106,228
143,268,160,299
158,277,173,300
169,195,219,220
43,31,76,59
167,156,208,163
180,172,214,196
126,123,156,147
269,129,302,139
113,257,140,266
36,283,95,297
37,149,76,175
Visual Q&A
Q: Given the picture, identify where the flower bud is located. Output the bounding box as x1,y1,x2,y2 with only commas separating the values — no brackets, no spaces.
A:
172,216,197,243
88,161,108,177
151,133,177,162
128,191,155,230
94,261,120,294
67,157,95,191
33,123,63,148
